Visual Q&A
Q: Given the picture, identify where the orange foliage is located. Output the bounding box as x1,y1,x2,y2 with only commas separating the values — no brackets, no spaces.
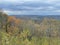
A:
15,19,22,24
8,16,22,24
8,16,16,22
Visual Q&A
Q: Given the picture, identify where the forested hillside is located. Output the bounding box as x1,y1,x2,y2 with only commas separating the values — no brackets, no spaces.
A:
0,11,60,45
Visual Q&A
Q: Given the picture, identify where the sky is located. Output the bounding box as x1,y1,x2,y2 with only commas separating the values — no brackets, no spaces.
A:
0,0,60,15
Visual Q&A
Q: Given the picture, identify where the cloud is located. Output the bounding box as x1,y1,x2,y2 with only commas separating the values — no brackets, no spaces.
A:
4,10,23,15
0,0,60,15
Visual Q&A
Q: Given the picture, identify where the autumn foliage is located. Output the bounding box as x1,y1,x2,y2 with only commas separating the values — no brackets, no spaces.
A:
0,11,60,45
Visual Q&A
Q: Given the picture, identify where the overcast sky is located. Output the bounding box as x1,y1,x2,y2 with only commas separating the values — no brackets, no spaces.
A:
0,0,60,15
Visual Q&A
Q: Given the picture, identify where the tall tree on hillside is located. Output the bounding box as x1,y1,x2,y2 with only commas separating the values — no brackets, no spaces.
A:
0,9,3,28
0,9,8,32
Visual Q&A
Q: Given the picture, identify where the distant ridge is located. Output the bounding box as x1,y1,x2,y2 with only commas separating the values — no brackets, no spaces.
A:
11,15,60,20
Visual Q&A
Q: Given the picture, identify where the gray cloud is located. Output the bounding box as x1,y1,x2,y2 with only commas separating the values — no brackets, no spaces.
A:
0,0,60,15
